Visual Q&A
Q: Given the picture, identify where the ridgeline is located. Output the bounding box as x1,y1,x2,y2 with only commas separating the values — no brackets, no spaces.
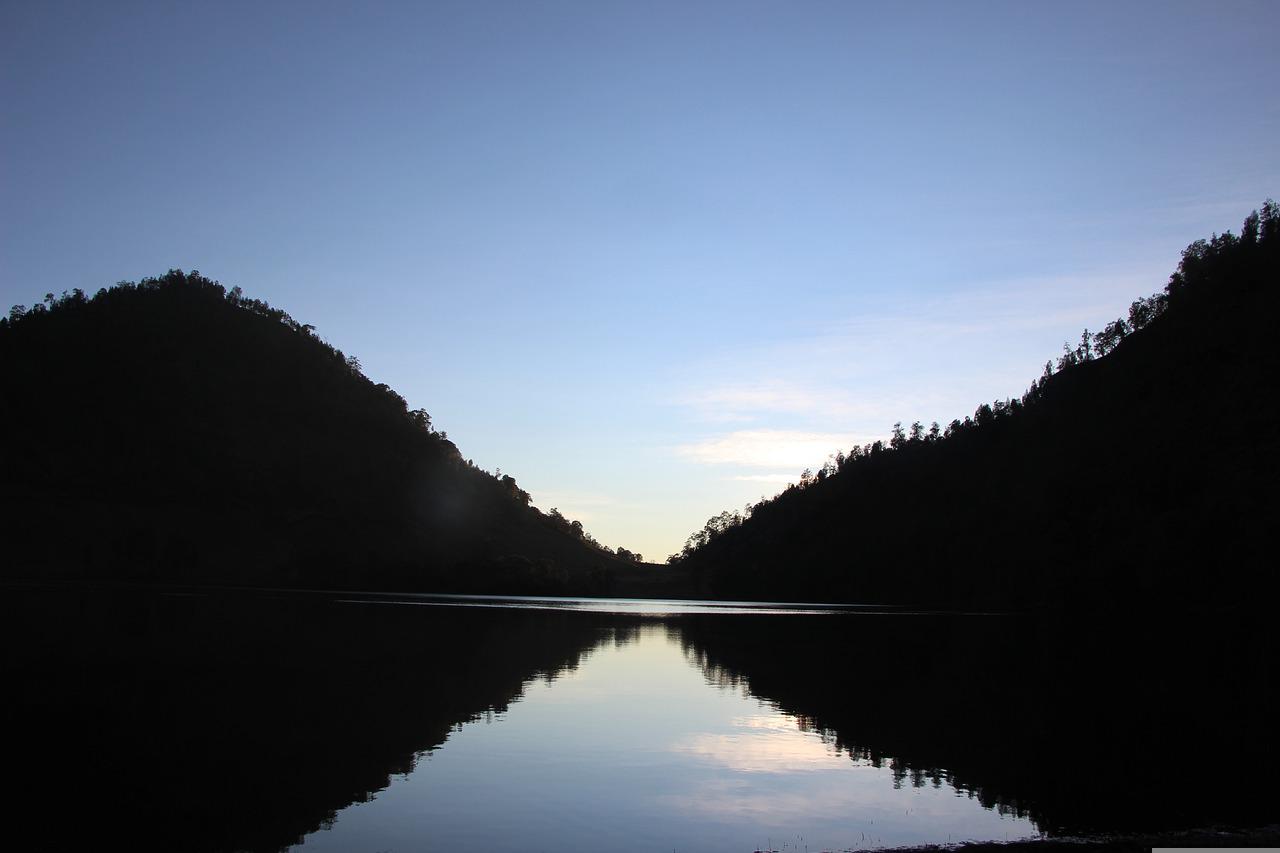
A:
673,202,1280,609
5,202,1276,607
0,272,644,594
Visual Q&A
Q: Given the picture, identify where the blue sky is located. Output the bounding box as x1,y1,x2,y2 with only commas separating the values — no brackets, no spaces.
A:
3,1,1277,560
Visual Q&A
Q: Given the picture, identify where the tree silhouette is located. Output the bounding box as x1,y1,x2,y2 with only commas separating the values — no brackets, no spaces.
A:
672,201,1280,609
0,270,635,594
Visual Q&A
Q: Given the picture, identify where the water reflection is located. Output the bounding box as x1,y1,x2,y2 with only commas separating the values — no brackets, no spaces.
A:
674,608,1279,835
4,586,1275,852
672,713,859,772
336,591,864,616
2,585,611,852
288,622,1036,853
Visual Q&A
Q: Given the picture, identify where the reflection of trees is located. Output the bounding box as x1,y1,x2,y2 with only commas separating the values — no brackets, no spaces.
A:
672,610,1279,836
2,587,618,853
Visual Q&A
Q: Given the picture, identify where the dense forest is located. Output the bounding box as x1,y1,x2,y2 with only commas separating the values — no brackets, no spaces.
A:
5,203,1275,606
673,202,1280,609
0,271,644,594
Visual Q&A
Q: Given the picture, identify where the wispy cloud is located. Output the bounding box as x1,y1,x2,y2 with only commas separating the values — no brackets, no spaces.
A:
818,269,1164,342
671,266,1170,436
530,491,615,523
730,473,798,484
678,381,899,424
677,429,865,470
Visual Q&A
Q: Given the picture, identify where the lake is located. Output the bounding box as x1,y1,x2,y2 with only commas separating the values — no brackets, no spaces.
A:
3,585,1275,851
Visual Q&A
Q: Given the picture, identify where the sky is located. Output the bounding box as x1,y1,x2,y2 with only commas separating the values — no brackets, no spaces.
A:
3,1,1278,560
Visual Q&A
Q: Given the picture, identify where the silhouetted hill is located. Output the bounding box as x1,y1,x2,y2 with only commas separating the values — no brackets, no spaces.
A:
674,202,1280,609
1,272,630,593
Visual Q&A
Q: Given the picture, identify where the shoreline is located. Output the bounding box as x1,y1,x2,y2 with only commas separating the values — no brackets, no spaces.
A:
840,825,1280,853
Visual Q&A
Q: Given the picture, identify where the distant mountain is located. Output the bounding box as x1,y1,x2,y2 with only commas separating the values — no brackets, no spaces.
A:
673,202,1280,609
0,271,632,593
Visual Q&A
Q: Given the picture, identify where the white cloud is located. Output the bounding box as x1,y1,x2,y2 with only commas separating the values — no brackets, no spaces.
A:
677,429,865,470
678,381,898,424
730,473,798,484
670,266,1170,441
529,491,615,524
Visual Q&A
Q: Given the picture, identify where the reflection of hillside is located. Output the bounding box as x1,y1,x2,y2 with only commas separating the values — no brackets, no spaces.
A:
1,586,617,852
672,610,1279,835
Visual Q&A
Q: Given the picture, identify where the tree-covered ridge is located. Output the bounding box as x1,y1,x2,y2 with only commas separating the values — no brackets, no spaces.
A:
6,270,458,464
672,202,1280,608
1,270,639,593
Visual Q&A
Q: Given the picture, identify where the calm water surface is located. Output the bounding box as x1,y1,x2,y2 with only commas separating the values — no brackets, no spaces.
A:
289,598,1036,852
4,586,1274,851
333,591,869,615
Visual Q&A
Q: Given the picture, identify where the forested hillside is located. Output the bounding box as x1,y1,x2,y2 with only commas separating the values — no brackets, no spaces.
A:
673,203,1280,609
1,272,633,593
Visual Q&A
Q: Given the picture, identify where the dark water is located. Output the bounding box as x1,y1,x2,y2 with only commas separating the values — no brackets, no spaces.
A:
3,586,1275,851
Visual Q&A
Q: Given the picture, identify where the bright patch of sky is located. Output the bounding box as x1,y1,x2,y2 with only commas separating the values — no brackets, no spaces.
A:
3,1,1277,559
